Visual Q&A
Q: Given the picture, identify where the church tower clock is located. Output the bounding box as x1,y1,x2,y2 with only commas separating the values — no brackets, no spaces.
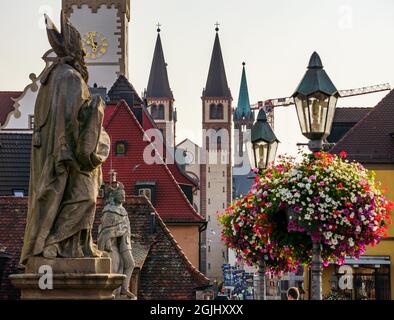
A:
62,0,131,90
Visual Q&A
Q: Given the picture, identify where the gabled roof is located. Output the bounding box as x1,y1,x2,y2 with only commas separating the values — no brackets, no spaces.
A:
203,31,232,99
0,92,22,128
107,75,144,105
105,102,198,188
103,100,204,223
331,89,394,163
0,133,31,196
146,31,174,100
333,107,373,123
234,63,254,121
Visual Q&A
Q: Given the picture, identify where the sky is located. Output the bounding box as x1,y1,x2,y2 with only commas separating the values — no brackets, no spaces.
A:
1,0,394,157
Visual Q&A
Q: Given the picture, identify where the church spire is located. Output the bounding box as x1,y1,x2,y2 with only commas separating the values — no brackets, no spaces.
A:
146,26,173,99
234,62,254,121
203,26,232,98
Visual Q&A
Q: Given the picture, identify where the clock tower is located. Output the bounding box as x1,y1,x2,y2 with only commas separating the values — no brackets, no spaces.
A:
62,0,130,90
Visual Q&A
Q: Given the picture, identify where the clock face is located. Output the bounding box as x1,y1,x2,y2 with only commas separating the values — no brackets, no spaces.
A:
184,151,195,165
82,31,109,60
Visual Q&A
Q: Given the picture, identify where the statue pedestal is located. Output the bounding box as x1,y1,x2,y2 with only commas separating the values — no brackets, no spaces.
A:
9,257,125,300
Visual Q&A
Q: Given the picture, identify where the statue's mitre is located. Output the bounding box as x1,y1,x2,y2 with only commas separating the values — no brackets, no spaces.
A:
45,11,84,58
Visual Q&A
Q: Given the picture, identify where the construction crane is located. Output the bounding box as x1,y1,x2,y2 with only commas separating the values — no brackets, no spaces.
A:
250,83,391,128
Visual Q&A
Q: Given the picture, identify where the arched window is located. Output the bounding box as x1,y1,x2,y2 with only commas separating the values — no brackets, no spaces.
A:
157,104,165,120
209,103,216,119
216,103,224,119
150,104,158,119
209,103,224,120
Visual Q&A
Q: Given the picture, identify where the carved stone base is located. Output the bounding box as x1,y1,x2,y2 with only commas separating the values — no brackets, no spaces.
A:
9,257,126,300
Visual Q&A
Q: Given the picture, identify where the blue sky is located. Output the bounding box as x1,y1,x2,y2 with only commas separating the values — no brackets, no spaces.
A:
1,0,394,155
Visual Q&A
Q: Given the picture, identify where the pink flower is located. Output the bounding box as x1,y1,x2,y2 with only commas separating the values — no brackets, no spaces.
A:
309,175,317,181
319,181,325,186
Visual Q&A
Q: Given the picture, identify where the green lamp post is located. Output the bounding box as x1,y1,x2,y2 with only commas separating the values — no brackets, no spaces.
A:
292,52,339,300
251,109,279,300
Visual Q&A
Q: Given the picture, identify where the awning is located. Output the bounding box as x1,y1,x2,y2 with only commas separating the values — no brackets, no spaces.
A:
344,256,390,265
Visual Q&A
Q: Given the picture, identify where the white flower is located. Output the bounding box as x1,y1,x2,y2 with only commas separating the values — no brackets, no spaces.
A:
356,226,361,232
348,238,354,247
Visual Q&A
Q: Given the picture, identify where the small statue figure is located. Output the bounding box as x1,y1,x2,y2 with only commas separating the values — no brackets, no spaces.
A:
98,176,136,299
20,12,110,264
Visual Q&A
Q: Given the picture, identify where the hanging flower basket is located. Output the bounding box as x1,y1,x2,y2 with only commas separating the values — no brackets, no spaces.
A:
220,152,392,273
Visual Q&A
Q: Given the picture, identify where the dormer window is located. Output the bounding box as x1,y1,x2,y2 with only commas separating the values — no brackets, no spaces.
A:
135,181,156,205
115,141,127,156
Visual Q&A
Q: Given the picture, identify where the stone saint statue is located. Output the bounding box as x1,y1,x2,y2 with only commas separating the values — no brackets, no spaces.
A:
20,12,110,264
98,179,136,299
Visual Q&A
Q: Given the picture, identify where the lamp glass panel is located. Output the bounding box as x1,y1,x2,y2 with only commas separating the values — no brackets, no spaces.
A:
324,96,338,136
294,95,309,134
308,93,329,135
267,140,278,164
254,141,268,169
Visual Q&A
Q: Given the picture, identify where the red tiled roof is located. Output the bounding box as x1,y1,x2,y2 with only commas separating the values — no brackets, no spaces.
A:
106,102,198,188
331,90,394,163
0,196,209,300
103,100,205,223
333,107,373,123
0,92,22,127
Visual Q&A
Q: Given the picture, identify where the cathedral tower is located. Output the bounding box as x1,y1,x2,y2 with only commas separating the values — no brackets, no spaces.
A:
200,26,232,281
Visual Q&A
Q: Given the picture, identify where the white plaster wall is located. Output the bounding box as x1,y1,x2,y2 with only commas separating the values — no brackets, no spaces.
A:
206,162,229,280
87,64,120,89
5,85,38,130
177,139,201,212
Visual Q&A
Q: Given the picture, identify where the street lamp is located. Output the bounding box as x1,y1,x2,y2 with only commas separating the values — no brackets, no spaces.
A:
251,109,279,170
293,52,339,152
250,109,279,300
292,52,339,300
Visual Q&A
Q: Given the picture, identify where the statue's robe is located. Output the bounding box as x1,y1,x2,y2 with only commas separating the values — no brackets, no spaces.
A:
98,204,132,274
20,62,110,264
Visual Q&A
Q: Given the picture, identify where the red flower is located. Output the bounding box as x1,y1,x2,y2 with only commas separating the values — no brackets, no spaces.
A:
337,183,344,189
339,151,347,158
363,185,370,191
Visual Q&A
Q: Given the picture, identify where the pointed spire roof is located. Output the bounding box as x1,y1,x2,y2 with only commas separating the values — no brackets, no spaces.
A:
234,62,254,121
108,75,144,105
146,28,174,100
203,28,232,98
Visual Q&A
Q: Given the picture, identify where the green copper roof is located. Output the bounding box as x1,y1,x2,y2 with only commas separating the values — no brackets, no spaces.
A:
234,63,254,121
293,52,338,97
